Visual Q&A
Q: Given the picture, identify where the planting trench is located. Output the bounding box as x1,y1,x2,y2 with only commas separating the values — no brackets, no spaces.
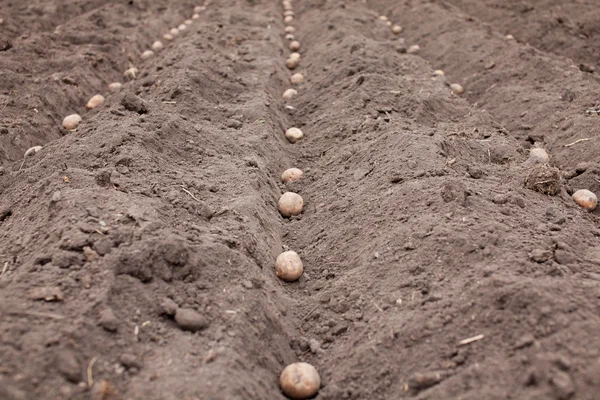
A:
1,0,600,399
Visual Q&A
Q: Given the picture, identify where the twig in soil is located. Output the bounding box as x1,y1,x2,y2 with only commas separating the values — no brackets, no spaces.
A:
303,305,320,321
180,186,202,203
458,334,484,346
87,356,98,387
564,138,590,147
373,302,384,313
0,262,7,279
8,310,65,320
18,158,26,171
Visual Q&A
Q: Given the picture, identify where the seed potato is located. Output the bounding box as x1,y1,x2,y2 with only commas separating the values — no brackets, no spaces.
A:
572,189,597,211
151,41,163,51
283,88,298,100
290,73,304,85
86,94,105,109
285,127,303,143
281,168,303,183
275,251,303,281
280,362,320,399
289,41,301,51
63,114,82,130
278,192,303,216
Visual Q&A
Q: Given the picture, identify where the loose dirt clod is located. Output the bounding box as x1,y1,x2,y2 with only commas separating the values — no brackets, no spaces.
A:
283,88,298,100
524,164,561,195
275,250,304,281
62,114,82,130
86,94,105,109
281,168,303,183
572,189,597,211
278,192,303,216
285,127,303,143
280,362,320,399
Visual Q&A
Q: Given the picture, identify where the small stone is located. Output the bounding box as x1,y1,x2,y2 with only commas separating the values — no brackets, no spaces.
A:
119,353,142,369
242,280,253,289
226,119,242,129
160,297,178,316
98,308,119,332
27,286,63,301
550,370,575,400
332,323,349,336
529,249,552,263
55,349,81,383
514,333,535,349
51,191,62,203
174,308,208,331
408,371,444,390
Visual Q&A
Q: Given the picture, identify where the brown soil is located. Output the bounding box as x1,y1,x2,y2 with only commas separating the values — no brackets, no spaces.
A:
1,0,600,399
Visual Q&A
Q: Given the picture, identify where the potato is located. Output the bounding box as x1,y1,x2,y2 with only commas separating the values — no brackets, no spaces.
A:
289,52,301,60
170,28,180,36
275,251,303,281
283,88,298,100
379,15,388,21
289,41,301,51
529,148,549,164
278,192,303,216
572,189,597,211
281,168,303,183
290,73,304,85
280,362,320,400
392,25,402,34
124,67,139,80
386,21,392,26
506,34,515,40
282,0,293,10
24,146,43,157
284,16,294,23
151,41,163,51
86,94,105,109
194,5,204,13
63,114,82,130
433,69,445,76
192,13,200,20
178,24,187,31
284,10,294,17
284,25,295,33
286,57,299,69
163,33,174,41
184,19,193,25
450,83,464,95
285,127,303,143
108,82,122,92
286,34,295,41
141,50,154,59
407,44,420,54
